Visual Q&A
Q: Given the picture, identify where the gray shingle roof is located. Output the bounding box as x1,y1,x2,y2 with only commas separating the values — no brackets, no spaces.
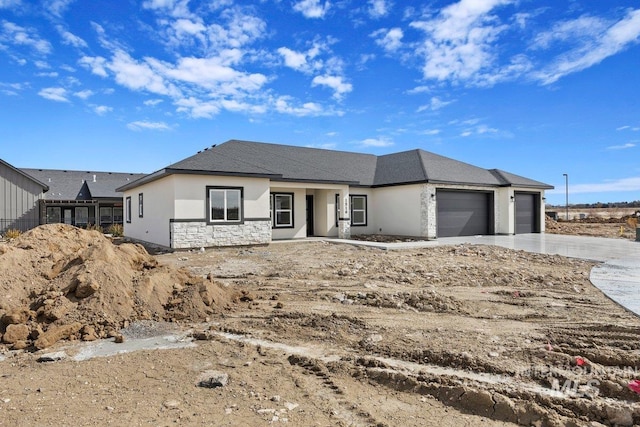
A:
21,169,146,201
117,139,553,191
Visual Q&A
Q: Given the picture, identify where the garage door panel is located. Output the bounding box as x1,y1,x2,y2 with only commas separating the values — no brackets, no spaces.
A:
515,193,537,234
437,191,491,237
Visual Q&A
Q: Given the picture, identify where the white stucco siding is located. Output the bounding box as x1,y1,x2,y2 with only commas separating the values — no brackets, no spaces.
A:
123,175,175,248
371,184,423,236
173,175,270,220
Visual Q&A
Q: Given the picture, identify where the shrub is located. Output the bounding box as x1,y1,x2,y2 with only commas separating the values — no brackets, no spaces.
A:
86,223,103,233
107,223,124,237
3,228,22,239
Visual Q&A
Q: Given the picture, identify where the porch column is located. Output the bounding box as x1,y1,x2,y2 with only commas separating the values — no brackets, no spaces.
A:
337,188,350,239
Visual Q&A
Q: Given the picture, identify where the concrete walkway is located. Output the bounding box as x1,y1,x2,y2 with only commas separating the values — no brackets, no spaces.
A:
331,234,640,316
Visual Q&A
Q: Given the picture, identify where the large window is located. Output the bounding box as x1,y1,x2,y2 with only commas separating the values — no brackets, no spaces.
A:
46,207,61,224
208,187,242,223
126,197,132,223
350,195,367,226
100,207,113,225
271,193,293,228
75,207,89,227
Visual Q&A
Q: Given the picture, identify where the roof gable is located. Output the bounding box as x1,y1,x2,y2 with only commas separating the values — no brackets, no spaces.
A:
21,169,146,200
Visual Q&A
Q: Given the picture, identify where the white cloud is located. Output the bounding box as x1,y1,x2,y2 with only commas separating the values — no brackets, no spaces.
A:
406,85,431,94
420,129,441,135
607,143,636,150
417,96,453,112
274,96,325,117
277,47,309,71
144,98,163,106
617,125,630,131
74,89,93,99
175,97,220,118
293,0,330,19
0,82,24,96
79,55,108,77
93,105,112,115
45,0,75,17
311,74,352,100
127,120,172,131
368,0,390,19
534,9,640,85
142,0,191,18
548,177,640,195
371,27,403,52
359,137,394,147
1,21,52,54
38,87,69,102
57,26,87,48
0,0,21,8
460,130,472,137
107,50,180,97
410,0,514,84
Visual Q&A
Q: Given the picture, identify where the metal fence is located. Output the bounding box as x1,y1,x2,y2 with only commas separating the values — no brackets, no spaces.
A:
0,218,41,234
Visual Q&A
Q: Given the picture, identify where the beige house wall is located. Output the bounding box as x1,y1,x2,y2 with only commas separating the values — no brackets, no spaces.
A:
123,175,175,247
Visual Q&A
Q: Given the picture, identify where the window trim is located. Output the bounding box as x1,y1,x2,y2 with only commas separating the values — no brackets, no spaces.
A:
335,193,340,227
206,186,244,224
125,196,132,223
350,195,367,226
271,192,294,229
138,193,143,218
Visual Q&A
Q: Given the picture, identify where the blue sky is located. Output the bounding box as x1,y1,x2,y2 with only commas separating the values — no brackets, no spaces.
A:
1,0,639,205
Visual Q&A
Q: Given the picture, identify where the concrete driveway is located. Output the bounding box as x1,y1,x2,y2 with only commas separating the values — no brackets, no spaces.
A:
339,233,640,316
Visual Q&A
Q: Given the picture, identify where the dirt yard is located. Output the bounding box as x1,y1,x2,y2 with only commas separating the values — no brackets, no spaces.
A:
2,223,640,426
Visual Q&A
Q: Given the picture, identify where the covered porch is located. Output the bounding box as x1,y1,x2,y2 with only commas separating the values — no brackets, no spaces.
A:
269,182,352,241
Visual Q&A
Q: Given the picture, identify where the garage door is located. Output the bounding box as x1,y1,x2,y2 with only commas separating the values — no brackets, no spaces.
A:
515,193,538,234
437,190,492,237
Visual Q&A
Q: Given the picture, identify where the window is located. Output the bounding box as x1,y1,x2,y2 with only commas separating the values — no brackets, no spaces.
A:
100,207,113,224
138,193,143,218
335,194,340,227
113,207,123,223
271,193,293,228
75,207,89,226
46,207,61,224
350,195,367,226
207,187,242,223
126,197,132,223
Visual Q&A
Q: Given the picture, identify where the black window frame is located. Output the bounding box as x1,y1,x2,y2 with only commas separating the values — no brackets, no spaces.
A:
350,194,368,226
138,193,143,218
271,192,294,229
206,186,244,224
126,196,132,223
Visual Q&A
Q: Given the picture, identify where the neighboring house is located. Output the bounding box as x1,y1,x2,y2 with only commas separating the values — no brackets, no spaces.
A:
0,159,49,233
20,169,146,229
117,139,553,249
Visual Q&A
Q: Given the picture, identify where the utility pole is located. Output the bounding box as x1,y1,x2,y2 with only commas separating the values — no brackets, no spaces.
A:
563,173,569,220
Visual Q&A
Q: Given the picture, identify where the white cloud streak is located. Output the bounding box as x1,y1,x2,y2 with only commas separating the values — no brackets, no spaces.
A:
38,87,69,102
127,120,172,131
607,143,636,150
410,0,514,84
359,137,394,147
368,0,390,19
312,74,352,100
1,21,52,54
293,0,330,19
548,177,640,195
534,9,640,85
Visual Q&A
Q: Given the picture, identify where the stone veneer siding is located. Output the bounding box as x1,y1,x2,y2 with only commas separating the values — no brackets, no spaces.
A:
338,219,351,239
171,220,272,248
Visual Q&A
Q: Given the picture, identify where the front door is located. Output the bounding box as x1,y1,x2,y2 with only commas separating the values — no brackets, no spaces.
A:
306,195,314,237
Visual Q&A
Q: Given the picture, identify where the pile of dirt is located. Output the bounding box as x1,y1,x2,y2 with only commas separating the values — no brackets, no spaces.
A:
0,224,233,350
